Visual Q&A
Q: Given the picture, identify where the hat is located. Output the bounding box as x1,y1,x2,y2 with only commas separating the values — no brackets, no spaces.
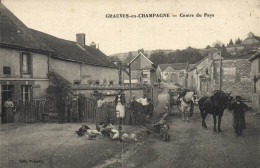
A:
235,96,242,101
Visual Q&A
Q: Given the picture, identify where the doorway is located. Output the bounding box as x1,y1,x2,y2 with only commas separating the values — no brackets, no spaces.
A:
1,85,14,123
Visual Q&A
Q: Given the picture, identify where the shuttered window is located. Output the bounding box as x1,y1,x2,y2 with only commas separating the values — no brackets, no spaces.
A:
20,53,32,75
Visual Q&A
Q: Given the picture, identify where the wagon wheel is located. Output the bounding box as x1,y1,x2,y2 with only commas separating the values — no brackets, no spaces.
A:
176,97,182,112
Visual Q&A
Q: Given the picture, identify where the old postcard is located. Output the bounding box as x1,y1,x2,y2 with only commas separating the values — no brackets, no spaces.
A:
0,0,259,167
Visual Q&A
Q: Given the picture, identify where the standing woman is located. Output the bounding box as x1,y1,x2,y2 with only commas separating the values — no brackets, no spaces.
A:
4,98,15,123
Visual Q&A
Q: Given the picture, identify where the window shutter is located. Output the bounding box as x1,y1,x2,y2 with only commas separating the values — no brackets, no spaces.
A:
20,53,23,77
29,54,33,77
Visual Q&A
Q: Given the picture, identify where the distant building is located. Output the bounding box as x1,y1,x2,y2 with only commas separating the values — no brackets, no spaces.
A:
123,49,159,104
248,50,260,111
157,63,187,85
186,52,252,100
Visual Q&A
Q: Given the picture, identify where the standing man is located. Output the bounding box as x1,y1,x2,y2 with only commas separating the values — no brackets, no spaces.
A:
4,98,15,123
228,96,249,137
147,98,154,118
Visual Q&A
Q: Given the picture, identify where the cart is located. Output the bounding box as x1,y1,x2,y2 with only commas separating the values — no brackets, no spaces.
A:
168,88,183,112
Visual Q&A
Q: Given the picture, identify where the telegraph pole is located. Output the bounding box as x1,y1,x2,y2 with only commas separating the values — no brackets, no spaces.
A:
219,50,222,91
129,64,132,99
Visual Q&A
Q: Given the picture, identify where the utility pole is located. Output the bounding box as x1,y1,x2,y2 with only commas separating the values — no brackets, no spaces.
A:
219,50,222,91
129,64,132,99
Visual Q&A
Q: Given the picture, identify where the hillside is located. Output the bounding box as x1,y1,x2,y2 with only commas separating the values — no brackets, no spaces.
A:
109,49,176,61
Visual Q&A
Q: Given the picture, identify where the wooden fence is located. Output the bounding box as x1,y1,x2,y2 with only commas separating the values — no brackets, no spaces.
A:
15,99,52,123
12,98,118,123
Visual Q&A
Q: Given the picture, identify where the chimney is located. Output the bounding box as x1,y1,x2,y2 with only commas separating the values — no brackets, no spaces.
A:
76,33,85,46
138,48,144,54
90,42,96,48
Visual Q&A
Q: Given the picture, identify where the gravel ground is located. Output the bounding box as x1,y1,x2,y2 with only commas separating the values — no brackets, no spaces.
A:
1,86,259,168
0,123,147,168
105,88,260,168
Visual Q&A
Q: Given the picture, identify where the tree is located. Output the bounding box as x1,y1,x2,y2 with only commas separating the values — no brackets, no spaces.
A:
168,47,204,64
212,41,223,49
235,37,242,44
149,50,167,65
205,45,211,49
228,39,234,45
123,51,134,65
221,44,229,57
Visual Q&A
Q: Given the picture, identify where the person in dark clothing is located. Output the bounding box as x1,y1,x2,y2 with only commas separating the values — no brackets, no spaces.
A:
115,90,126,105
147,98,154,118
228,96,249,137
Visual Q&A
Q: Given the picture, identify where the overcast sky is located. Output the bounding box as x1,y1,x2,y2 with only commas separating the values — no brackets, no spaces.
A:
2,0,260,55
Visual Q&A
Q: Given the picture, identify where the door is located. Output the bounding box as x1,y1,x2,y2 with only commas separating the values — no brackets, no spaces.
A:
1,85,14,123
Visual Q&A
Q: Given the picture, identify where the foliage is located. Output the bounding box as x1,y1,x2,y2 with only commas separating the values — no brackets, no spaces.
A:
149,47,204,65
149,50,168,65
123,51,134,65
228,39,234,45
47,71,73,123
235,37,242,44
205,45,211,49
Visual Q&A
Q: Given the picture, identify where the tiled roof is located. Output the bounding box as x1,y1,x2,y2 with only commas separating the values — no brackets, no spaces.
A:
31,29,117,68
248,50,260,61
0,3,117,68
186,64,196,71
159,63,187,71
0,3,53,53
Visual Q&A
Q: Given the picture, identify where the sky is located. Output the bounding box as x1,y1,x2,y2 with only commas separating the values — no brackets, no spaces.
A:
2,0,260,55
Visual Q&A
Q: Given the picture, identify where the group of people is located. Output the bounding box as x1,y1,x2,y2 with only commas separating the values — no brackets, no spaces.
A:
114,90,154,125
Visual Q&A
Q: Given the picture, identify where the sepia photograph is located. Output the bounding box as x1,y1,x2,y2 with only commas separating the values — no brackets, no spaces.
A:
0,0,259,167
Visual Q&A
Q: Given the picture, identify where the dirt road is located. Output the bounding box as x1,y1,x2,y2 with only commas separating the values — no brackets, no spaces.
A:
0,87,259,168
106,88,260,168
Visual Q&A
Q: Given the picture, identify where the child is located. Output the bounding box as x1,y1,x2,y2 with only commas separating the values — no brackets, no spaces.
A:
160,119,170,141
228,96,249,137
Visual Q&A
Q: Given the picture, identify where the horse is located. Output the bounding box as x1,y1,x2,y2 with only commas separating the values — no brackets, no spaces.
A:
198,90,233,132
179,90,196,122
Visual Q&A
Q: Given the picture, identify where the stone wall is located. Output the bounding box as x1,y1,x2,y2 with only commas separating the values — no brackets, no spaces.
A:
214,59,252,101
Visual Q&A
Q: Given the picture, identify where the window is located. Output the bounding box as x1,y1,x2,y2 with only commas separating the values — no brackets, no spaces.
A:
143,74,148,78
95,81,100,85
3,66,11,75
88,80,93,85
109,81,114,85
21,85,31,104
2,85,14,101
21,53,31,74
74,80,81,85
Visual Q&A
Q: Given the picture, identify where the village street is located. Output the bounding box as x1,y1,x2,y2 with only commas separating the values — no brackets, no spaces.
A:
104,86,260,168
0,85,259,168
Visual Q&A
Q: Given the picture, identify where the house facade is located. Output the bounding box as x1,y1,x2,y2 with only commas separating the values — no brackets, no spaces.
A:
158,63,187,85
0,2,120,123
123,49,159,104
248,50,260,111
187,52,252,101
0,2,54,121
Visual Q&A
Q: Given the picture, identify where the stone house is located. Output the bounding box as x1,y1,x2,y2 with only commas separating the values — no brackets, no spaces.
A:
248,50,260,111
0,3,53,112
123,49,159,104
186,52,252,100
32,30,119,87
0,2,120,122
157,63,187,85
